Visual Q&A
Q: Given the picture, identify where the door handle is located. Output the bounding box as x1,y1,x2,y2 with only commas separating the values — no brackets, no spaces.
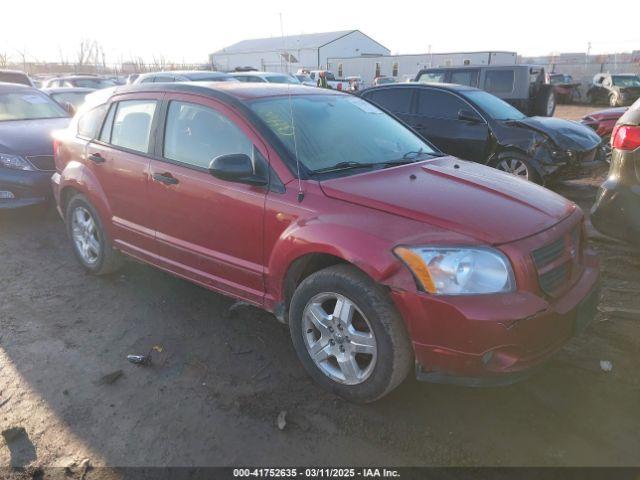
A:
152,172,179,185
88,152,105,163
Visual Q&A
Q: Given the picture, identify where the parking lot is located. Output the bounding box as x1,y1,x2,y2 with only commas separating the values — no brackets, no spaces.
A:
1,104,639,474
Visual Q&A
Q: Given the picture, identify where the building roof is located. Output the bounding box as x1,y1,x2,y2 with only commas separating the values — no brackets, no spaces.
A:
213,30,359,55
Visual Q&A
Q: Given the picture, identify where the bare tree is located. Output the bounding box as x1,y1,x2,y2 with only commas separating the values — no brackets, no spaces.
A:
77,38,102,66
0,52,8,68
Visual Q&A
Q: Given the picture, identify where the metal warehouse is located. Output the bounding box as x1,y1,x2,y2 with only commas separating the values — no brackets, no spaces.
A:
327,51,517,87
209,30,390,73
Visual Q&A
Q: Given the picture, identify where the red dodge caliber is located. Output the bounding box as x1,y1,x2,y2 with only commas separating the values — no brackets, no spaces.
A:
52,83,600,402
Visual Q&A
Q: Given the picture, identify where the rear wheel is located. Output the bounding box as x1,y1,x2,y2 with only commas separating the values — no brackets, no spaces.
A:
493,152,542,184
289,265,413,403
534,87,556,116
65,194,123,275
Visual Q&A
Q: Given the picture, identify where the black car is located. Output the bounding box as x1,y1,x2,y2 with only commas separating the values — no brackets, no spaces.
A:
591,100,640,244
587,73,640,107
0,83,69,209
359,83,603,183
415,65,555,117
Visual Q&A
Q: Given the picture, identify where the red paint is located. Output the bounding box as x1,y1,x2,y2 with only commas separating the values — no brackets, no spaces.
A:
53,84,600,382
581,107,627,139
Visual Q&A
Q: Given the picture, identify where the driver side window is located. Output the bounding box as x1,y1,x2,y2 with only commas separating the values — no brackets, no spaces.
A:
163,101,253,169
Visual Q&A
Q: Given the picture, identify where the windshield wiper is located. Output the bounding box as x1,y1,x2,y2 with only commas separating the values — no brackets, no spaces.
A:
310,160,421,175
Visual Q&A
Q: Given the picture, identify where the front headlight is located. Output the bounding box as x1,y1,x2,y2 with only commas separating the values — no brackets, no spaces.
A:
394,246,515,295
0,153,34,171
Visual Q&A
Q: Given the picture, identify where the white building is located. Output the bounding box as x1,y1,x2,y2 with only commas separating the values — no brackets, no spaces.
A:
209,30,390,73
328,51,517,87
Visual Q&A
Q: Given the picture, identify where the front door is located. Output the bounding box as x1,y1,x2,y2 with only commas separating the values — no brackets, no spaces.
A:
410,88,489,162
147,94,267,304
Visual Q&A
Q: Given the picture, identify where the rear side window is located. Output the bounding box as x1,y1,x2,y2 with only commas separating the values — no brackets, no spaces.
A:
484,70,515,94
417,89,469,119
110,100,157,153
417,71,445,83
450,70,479,87
0,72,31,86
153,76,175,82
163,101,252,169
78,104,108,138
365,88,413,114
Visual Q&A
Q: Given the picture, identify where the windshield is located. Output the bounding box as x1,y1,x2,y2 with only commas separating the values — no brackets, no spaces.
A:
249,95,435,173
73,78,116,89
265,75,299,84
464,90,526,121
0,91,67,121
51,91,89,110
612,75,640,87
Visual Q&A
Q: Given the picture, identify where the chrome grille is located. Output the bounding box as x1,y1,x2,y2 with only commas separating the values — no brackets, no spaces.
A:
27,155,55,171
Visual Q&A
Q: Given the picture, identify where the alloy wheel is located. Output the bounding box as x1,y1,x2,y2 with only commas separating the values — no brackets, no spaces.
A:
496,158,530,179
546,93,556,116
302,292,377,385
71,206,101,265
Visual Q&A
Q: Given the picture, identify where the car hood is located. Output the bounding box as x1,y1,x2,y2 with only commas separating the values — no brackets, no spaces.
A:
587,107,628,120
508,116,601,151
0,117,69,157
320,157,576,245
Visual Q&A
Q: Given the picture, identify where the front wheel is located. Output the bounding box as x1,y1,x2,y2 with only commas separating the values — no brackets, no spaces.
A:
289,265,413,403
609,93,619,107
65,194,123,275
492,153,542,184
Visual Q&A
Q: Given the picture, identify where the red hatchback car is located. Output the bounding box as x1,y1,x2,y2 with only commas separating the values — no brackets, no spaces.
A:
52,83,600,402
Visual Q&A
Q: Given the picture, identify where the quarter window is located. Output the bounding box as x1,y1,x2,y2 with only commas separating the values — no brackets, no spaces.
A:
77,104,108,138
484,70,515,94
164,101,252,169
417,89,469,119
99,103,117,143
110,100,157,153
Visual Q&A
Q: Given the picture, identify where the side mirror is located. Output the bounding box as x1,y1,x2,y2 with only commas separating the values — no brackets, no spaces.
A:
62,102,76,116
458,109,482,123
208,153,267,186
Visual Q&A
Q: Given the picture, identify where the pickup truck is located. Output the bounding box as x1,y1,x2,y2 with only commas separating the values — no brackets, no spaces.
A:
306,70,349,91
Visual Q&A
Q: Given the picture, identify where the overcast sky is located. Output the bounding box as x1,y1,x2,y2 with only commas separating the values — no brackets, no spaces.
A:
2,0,638,64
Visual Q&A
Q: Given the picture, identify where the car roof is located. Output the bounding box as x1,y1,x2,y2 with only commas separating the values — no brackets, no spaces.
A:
360,82,478,95
107,81,339,102
41,87,96,94
0,69,30,75
54,76,105,80
0,82,38,93
232,71,288,77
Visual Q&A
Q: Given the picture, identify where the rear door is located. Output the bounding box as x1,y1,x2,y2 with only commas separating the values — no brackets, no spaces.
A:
362,87,415,125
448,69,480,88
147,93,267,304
85,93,162,255
409,88,489,162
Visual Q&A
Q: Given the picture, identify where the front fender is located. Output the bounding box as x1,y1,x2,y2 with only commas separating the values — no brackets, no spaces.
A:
265,217,415,309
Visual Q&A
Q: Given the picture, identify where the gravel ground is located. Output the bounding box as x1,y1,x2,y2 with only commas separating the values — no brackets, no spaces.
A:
1,104,639,476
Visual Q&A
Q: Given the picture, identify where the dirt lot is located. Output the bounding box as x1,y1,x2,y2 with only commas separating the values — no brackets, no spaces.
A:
1,105,639,475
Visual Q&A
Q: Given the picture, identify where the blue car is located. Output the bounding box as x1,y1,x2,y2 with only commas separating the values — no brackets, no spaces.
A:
0,82,70,209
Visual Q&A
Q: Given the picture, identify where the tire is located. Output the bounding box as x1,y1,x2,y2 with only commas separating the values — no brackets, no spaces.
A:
492,152,542,184
289,265,413,403
534,87,556,116
65,194,123,275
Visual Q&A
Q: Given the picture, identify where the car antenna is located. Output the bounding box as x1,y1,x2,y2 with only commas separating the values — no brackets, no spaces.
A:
280,13,304,202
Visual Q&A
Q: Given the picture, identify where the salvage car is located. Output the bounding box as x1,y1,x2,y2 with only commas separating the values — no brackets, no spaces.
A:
42,75,117,90
591,100,640,244
550,73,581,104
415,64,556,117
580,106,628,161
0,83,69,208
231,71,300,84
0,69,36,87
133,71,238,84
52,82,600,402
359,83,603,183
42,87,95,115
586,73,640,107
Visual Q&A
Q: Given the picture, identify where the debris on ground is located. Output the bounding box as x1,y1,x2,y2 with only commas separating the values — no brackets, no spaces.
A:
600,360,613,373
99,370,124,385
127,354,151,366
2,426,37,467
598,306,640,321
277,410,287,431
79,458,91,480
